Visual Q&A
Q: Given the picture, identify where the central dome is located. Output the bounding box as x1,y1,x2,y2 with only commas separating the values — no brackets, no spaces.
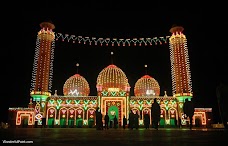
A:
63,74,90,96
96,64,130,92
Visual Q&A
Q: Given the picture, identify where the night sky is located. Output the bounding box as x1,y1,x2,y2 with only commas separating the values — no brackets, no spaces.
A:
2,2,227,123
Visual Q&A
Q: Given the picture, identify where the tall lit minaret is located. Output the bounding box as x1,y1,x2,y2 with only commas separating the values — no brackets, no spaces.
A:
169,25,193,101
30,21,55,125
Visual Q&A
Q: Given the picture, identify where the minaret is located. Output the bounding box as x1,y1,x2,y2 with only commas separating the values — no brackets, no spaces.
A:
169,25,193,100
30,21,55,125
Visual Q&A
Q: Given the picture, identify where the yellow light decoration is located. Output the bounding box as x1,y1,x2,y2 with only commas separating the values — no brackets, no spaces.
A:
30,91,51,96
30,21,55,93
169,26,193,96
134,75,160,97
63,74,90,96
16,111,35,126
96,64,130,92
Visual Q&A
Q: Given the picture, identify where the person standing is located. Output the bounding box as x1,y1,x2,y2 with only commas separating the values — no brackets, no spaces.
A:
113,115,118,129
178,116,182,128
144,112,150,129
95,107,100,130
123,115,127,129
95,107,102,130
128,110,134,129
134,112,139,129
151,98,161,130
104,113,110,130
183,98,194,129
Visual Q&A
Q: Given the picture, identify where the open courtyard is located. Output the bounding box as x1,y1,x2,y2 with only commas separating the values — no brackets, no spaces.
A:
1,127,227,146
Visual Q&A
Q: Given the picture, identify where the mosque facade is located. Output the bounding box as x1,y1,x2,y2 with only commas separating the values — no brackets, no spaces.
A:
8,22,212,128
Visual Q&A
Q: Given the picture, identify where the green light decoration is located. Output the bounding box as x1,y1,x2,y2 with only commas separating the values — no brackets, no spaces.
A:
139,105,143,110
130,100,135,105
171,100,176,105
74,100,80,105
57,99,62,104
55,120,59,125
49,99,55,105
84,100,89,105
66,99,71,104
164,100,169,105
108,106,119,121
56,99,62,110
56,106,60,110
176,96,192,102
83,120,87,125
41,102,45,108
38,120,42,125
146,100,152,105
179,103,183,108
111,91,117,96
119,91,126,96
137,100,143,105
31,93,50,102
91,100,96,105
84,105,88,110
102,91,108,96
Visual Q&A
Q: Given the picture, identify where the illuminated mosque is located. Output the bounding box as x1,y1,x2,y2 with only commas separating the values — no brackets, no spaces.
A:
8,22,212,128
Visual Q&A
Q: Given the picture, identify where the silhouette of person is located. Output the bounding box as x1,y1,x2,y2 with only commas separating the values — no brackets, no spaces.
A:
123,115,127,129
144,112,150,129
95,107,102,130
151,98,161,130
114,115,118,129
178,116,182,128
128,110,134,129
100,113,103,130
134,112,139,129
104,113,110,129
95,107,99,130
109,120,113,128
183,98,194,129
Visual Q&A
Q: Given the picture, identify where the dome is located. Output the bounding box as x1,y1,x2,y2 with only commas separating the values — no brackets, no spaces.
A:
134,75,160,97
63,74,90,96
96,64,130,92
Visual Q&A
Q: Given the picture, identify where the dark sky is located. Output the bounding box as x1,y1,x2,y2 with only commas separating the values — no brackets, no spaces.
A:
2,2,227,123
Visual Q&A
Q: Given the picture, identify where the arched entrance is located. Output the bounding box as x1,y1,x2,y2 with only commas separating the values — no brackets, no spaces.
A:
87,108,96,128
101,97,127,127
108,105,119,128
75,108,84,128
47,108,56,128
68,108,75,128
59,108,67,128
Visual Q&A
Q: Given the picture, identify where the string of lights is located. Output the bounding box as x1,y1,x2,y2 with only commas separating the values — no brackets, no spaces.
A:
55,32,170,46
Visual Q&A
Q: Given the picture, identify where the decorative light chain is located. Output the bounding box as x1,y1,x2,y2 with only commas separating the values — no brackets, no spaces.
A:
55,32,170,46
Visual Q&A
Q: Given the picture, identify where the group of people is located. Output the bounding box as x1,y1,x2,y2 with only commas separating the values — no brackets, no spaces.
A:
104,112,118,129
127,98,161,130
95,107,118,130
96,98,194,130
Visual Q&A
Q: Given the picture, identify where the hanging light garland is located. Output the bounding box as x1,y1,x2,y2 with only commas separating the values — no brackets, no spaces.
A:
55,32,170,46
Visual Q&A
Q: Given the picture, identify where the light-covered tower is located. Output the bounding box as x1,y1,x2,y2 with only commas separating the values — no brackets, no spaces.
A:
169,25,193,101
30,21,55,125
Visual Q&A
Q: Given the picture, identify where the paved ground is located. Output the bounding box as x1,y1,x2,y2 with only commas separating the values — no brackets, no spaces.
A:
1,127,228,146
